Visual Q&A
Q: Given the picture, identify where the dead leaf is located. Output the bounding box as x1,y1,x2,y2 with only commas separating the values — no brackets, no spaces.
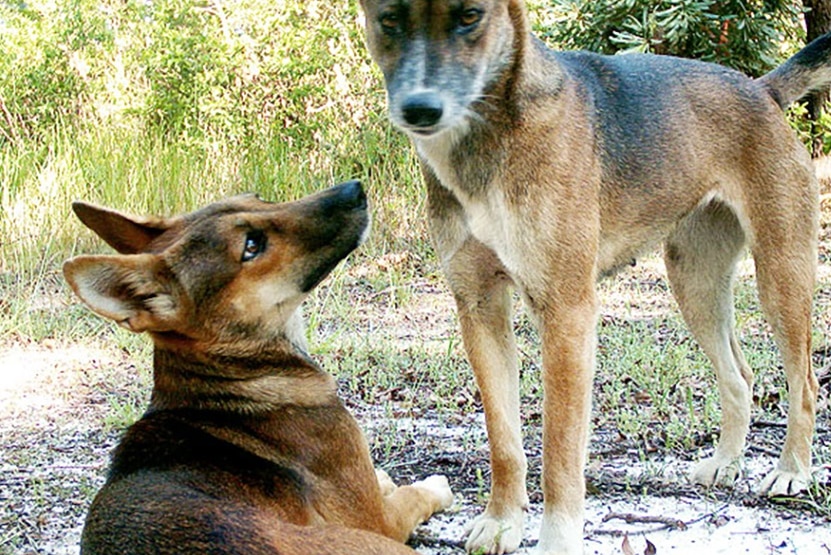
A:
645,538,657,555
711,514,730,527
621,533,635,555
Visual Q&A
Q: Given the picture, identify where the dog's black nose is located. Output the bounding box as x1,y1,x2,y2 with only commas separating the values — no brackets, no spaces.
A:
330,180,366,210
401,92,443,128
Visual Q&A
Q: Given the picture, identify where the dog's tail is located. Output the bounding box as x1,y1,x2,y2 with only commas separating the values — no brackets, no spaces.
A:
759,32,831,109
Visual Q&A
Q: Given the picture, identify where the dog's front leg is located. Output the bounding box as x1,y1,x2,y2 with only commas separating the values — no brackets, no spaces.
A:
375,469,454,543
454,243,528,554
531,280,598,555
427,180,528,554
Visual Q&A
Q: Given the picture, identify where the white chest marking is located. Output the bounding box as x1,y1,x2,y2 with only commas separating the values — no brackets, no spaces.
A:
416,132,522,275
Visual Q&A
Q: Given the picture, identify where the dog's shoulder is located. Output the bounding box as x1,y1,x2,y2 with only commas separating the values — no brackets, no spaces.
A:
105,410,307,496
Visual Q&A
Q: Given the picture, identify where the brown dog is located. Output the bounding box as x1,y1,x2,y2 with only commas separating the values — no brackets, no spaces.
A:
358,1,825,553
63,181,453,555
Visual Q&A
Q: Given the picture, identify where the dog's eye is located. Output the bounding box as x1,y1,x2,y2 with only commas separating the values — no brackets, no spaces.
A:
457,8,482,31
241,230,266,262
379,12,401,34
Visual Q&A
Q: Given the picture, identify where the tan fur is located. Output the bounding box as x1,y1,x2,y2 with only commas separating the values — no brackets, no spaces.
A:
359,1,823,553
64,182,453,555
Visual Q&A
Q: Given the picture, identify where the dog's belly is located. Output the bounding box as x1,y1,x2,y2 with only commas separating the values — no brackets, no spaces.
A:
596,231,663,278
451,175,656,283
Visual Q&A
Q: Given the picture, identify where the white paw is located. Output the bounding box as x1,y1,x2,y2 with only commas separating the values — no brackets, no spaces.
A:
413,474,454,510
536,510,584,555
691,455,742,487
464,509,523,554
760,468,809,496
375,469,396,496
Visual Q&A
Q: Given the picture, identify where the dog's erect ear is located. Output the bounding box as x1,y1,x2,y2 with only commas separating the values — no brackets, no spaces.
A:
63,254,182,334
72,201,170,254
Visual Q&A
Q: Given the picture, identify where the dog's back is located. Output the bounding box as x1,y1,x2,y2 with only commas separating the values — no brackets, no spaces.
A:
558,48,778,166
82,410,414,555
81,410,306,554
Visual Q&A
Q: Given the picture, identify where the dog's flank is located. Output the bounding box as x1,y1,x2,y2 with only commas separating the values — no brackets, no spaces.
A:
64,181,453,555
359,1,823,553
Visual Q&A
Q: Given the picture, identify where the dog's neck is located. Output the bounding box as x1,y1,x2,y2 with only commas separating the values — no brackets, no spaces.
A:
147,341,339,413
500,0,535,109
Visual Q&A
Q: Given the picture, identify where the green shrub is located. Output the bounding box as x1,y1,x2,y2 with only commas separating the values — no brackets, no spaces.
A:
535,0,804,77
0,2,84,141
138,0,242,138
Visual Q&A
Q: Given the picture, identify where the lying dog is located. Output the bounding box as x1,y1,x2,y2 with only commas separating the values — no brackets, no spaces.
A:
358,1,825,553
64,181,453,555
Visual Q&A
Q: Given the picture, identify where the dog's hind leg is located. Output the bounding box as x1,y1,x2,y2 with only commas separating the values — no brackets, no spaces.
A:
427,178,528,554
664,200,753,488
748,170,819,496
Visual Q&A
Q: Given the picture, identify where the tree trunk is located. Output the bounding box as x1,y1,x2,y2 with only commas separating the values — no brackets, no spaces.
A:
804,0,831,157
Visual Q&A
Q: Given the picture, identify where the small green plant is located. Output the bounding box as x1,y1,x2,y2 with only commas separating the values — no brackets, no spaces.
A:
102,391,148,432
474,467,489,506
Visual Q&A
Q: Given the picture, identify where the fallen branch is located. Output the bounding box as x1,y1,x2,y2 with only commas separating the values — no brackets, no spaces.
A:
602,511,687,530
747,444,781,457
751,420,830,434
590,503,730,537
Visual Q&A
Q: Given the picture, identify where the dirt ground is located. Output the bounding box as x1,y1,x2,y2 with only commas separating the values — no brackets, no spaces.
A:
1,197,830,555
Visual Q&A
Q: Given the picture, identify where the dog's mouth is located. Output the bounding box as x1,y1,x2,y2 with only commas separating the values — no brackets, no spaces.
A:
408,126,441,137
300,260,344,293
392,107,471,140
298,234,364,293
395,119,453,139
285,180,370,294
298,215,369,294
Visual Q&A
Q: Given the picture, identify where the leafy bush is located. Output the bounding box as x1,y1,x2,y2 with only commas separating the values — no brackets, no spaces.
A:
0,0,111,141
131,0,388,145
138,0,242,138
536,0,804,76
0,0,388,147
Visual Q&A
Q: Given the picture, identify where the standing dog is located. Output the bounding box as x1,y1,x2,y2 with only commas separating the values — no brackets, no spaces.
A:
64,181,453,555
358,1,825,553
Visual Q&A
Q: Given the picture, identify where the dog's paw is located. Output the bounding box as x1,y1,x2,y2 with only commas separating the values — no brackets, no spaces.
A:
413,474,454,510
536,511,584,555
375,469,397,496
760,468,809,497
691,456,742,488
464,509,523,554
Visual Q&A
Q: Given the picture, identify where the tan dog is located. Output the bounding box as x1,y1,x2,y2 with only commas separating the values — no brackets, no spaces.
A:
358,1,825,553
63,181,453,555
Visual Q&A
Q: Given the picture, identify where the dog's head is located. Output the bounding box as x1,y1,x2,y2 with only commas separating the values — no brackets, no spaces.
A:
63,181,368,354
359,0,521,138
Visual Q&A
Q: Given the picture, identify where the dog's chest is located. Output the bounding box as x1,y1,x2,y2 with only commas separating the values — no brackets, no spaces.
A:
417,138,523,275
465,193,516,260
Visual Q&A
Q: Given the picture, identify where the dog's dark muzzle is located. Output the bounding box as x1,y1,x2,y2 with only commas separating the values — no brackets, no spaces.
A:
401,92,444,129
296,180,369,292
314,179,367,214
